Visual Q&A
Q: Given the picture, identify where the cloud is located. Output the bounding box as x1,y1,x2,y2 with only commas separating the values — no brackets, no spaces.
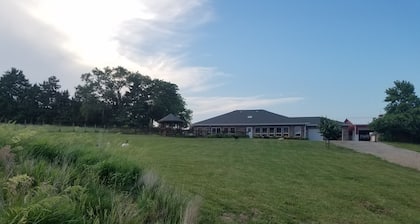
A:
3,0,218,93
187,96,305,122
0,1,91,92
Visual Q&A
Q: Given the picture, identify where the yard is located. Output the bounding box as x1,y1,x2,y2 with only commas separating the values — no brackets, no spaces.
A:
386,141,420,153
2,125,420,223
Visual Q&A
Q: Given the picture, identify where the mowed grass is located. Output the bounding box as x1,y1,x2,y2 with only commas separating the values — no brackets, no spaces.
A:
9,128,420,223
386,142,420,153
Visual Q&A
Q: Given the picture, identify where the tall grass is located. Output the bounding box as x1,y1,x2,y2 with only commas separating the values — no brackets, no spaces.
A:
0,124,199,224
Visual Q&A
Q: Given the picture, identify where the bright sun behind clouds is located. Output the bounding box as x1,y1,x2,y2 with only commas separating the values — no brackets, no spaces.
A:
22,0,154,68
16,0,217,94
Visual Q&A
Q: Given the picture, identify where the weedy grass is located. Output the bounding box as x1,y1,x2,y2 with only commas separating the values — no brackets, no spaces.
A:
2,124,420,223
0,124,195,224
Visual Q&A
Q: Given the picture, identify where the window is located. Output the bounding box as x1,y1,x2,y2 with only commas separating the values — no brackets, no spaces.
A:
269,128,275,136
276,127,282,136
255,128,261,133
230,127,236,133
262,128,267,133
223,128,228,134
294,126,302,137
283,127,289,137
212,127,221,134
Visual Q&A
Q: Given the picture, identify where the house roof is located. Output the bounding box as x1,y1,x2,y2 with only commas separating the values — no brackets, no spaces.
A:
289,117,322,126
192,110,322,127
344,118,372,125
158,114,184,123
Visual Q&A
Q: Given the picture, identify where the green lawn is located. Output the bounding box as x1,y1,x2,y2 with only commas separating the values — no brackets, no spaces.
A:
3,126,420,223
386,142,420,153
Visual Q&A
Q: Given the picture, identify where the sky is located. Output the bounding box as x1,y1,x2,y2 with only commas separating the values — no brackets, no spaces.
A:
1,0,419,123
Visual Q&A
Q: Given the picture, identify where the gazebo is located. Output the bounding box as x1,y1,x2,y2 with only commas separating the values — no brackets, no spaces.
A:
158,114,185,136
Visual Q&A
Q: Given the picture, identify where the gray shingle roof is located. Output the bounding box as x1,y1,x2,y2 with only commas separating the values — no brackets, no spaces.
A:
158,114,184,123
193,110,322,126
289,117,321,126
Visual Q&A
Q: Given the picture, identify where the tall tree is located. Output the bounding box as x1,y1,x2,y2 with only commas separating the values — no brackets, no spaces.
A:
124,73,153,128
76,66,193,128
384,80,420,114
75,67,132,126
39,76,61,123
370,80,420,142
24,84,42,124
149,79,191,125
0,68,32,122
75,79,104,125
54,90,73,125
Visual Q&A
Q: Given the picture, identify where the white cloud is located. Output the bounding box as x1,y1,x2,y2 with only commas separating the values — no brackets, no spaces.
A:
7,0,217,92
187,96,304,122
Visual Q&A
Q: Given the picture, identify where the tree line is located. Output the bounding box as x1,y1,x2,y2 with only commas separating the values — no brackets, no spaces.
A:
370,80,420,142
0,67,191,128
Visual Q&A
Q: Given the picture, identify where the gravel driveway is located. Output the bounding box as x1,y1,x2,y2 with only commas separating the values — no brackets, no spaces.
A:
332,141,420,171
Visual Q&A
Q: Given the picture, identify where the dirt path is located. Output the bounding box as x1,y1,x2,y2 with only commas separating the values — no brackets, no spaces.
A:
332,141,420,171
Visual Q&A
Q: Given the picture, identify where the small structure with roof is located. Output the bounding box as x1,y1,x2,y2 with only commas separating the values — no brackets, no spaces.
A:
158,114,185,136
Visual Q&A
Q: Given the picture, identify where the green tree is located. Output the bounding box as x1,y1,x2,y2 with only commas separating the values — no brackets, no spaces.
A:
24,84,42,124
384,80,420,113
148,79,191,125
54,90,73,125
75,79,104,126
0,68,32,122
124,73,153,128
39,76,62,124
75,66,192,128
319,117,341,146
370,80,420,142
75,67,126,126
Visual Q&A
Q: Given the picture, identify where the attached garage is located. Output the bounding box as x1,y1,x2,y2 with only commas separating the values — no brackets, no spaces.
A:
307,127,323,141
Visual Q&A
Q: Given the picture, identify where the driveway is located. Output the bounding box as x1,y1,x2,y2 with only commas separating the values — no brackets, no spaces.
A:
332,141,420,171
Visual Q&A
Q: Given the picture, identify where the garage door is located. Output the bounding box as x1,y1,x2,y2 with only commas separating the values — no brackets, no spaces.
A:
307,128,323,141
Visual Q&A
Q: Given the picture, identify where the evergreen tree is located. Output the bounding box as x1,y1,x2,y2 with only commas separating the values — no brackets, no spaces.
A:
0,68,32,122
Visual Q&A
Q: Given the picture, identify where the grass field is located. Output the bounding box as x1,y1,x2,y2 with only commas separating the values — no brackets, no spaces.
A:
2,125,420,223
386,142,420,153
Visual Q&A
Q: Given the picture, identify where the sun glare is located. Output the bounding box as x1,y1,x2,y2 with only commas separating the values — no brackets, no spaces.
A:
21,0,155,69
15,0,216,92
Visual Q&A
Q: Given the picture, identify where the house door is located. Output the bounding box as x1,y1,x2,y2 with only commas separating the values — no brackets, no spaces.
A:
246,127,253,138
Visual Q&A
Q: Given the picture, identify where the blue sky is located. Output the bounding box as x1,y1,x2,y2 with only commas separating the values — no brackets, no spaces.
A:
1,0,419,123
186,0,420,122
